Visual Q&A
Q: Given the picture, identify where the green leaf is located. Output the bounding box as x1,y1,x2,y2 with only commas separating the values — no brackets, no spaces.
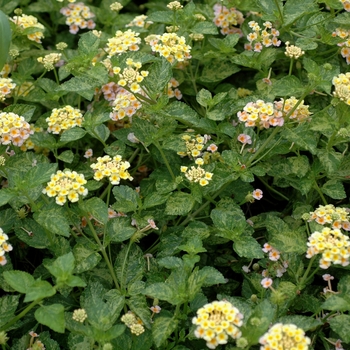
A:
0,10,11,72
106,217,137,243
199,59,240,83
78,31,100,55
157,257,184,270
83,197,108,225
165,192,195,215
4,104,36,122
191,21,218,34
112,185,139,213
24,280,56,302
277,315,321,331
257,0,283,21
282,124,317,154
60,128,87,143
35,304,65,333
34,206,70,237
143,283,175,304
115,244,145,288
146,11,173,23
0,188,16,207
143,192,171,209
0,295,20,328
329,315,350,343
3,270,34,293
127,294,152,328
234,235,264,259
73,243,102,274
152,313,178,348
270,75,304,97
178,236,207,254
321,180,346,199
30,132,57,149
295,37,318,50
57,150,74,163
283,0,318,26
21,163,58,189
196,89,212,108
92,324,126,343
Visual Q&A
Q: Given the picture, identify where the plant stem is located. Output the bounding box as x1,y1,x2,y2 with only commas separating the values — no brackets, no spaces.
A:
154,141,175,181
298,256,316,289
273,0,284,24
257,176,289,201
313,180,328,205
86,217,120,290
288,58,294,76
120,240,133,293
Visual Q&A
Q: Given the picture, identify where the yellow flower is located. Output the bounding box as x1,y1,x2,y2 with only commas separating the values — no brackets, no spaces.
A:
46,106,83,134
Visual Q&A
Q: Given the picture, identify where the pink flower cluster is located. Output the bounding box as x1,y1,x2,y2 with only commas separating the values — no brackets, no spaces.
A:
213,3,244,35
332,28,350,64
60,2,95,34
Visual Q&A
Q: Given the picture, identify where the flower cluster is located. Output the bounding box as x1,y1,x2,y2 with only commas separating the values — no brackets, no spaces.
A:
110,2,123,11
11,14,45,43
244,21,281,52
237,97,311,128
20,125,43,152
285,41,305,59
332,72,350,105
0,228,12,266
113,59,149,93
259,323,311,350
213,3,244,35
60,2,95,34
181,163,213,186
192,300,243,349
305,204,350,230
145,33,191,63
0,78,16,102
27,331,46,350
167,1,183,10
178,133,211,158
37,53,62,71
126,14,152,28
46,105,83,134
0,64,11,78
42,170,88,205
306,227,350,269
189,33,205,41
0,112,33,147
339,0,350,11
332,28,350,64
106,29,141,57
110,87,143,120
262,243,289,278
167,77,182,99
121,312,145,336
72,308,87,323
90,155,133,185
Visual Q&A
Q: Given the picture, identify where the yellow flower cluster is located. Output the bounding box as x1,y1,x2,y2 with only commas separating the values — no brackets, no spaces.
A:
192,300,243,349
332,28,350,64
90,155,133,185
0,112,33,147
106,29,141,57
167,1,183,10
42,170,88,205
0,228,12,266
72,308,87,323
237,100,282,128
244,21,281,52
306,204,350,231
332,72,350,105
37,53,62,71
285,41,305,59
110,87,142,120
177,133,211,158
121,312,145,336
113,58,149,94
339,0,350,12
0,64,11,78
238,97,311,128
11,14,45,43
0,78,16,102
126,14,152,28
306,227,350,269
145,33,191,63
110,2,123,11
60,2,96,34
213,3,244,35
259,323,311,350
46,105,83,134
274,97,312,123
181,164,213,186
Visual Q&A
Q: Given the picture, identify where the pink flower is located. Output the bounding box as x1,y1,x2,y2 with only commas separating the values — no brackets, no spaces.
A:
261,277,273,288
252,189,263,200
237,134,252,145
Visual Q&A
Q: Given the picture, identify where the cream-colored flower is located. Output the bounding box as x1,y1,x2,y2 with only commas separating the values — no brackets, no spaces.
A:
46,105,83,134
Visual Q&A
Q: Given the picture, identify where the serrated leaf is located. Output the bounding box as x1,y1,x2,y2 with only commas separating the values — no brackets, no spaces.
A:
0,295,20,328
44,252,76,283
321,180,346,199
128,294,152,328
112,185,139,213
106,217,137,243
73,244,101,274
165,192,195,215
57,150,74,163
24,280,56,302
34,206,70,237
35,304,65,333
143,192,170,209
157,257,184,270
78,31,100,55
196,89,212,108
143,283,175,303
191,21,218,34
0,188,16,207
234,235,264,258
152,314,178,348
60,128,87,143
329,315,350,342
3,270,34,293
21,163,58,189
83,197,108,225
4,104,36,122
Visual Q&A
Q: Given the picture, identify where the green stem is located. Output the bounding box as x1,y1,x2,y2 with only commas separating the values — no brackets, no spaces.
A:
288,58,294,76
273,0,284,24
313,180,328,205
298,256,316,289
0,298,43,332
86,217,120,290
257,176,289,201
154,141,175,181
128,147,140,164
120,240,133,293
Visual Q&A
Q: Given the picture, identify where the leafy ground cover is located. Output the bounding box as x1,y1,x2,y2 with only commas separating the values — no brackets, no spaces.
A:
0,0,350,349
